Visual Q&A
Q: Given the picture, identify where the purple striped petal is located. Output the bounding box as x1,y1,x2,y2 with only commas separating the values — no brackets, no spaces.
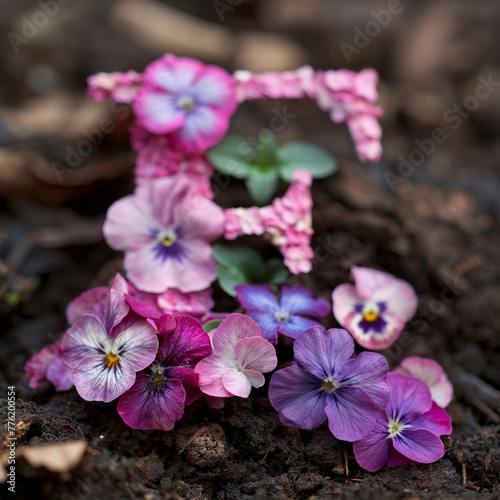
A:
280,285,330,317
386,447,410,467
410,403,452,436
325,386,377,441
235,284,279,312
269,364,327,430
293,327,355,380
393,428,445,463
387,373,433,423
352,413,391,472
245,310,279,343
278,315,323,339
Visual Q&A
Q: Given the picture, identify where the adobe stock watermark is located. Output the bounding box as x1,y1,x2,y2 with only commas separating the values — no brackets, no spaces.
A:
385,74,500,191
212,0,244,22
7,0,72,54
340,0,411,63
51,101,130,183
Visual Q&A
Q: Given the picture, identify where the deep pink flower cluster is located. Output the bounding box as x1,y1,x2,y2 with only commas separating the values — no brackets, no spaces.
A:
87,70,143,103
225,171,314,274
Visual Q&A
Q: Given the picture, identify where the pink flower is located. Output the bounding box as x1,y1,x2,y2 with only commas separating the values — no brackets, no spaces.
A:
332,266,418,350
103,175,225,293
87,71,143,103
130,125,214,189
133,54,237,152
157,288,214,318
395,357,453,408
195,314,277,398
25,338,72,391
224,171,314,275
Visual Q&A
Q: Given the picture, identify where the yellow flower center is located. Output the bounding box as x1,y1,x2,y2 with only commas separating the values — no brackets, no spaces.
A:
321,377,340,393
363,310,379,322
161,235,175,247
104,352,120,370
177,95,195,112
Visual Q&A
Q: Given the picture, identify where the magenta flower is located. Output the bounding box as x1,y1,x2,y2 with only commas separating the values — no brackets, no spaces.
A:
353,372,452,471
133,54,237,152
235,283,329,344
395,356,453,408
195,314,277,398
269,327,390,441
117,314,211,431
332,266,418,350
25,338,72,391
103,175,225,294
61,312,158,403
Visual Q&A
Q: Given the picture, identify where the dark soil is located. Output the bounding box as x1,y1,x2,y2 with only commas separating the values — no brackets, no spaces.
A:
1,1,500,499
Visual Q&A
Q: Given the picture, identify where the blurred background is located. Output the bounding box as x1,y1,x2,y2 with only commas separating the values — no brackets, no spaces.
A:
1,1,500,497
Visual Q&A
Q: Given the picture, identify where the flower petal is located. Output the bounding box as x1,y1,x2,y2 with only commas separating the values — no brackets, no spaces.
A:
158,314,211,366
62,314,111,369
386,372,433,423
393,428,445,464
95,289,130,334
371,279,418,323
235,284,279,312
190,65,237,112
396,356,453,408
352,413,391,472
46,355,73,391
325,386,377,441
410,403,453,436
66,286,109,325
234,336,277,373
386,447,410,467
351,266,396,300
278,315,323,340
169,366,202,405
245,310,280,343
117,372,186,431
336,351,390,411
344,309,404,350
222,367,253,398
211,313,262,360
71,355,136,402
133,91,186,134
331,283,361,325
268,364,327,430
280,285,330,317
195,354,233,398
112,319,158,372
293,327,355,380
25,343,60,389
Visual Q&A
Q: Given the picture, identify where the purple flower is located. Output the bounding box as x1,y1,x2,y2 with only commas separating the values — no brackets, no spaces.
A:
61,312,158,403
195,314,277,398
269,326,390,441
235,284,330,343
332,266,418,350
117,314,211,431
133,54,237,152
353,372,452,472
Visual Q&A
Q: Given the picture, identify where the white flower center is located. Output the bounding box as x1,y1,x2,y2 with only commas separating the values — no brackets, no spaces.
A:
274,311,290,323
321,376,340,393
158,229,177,247
387,419,408,438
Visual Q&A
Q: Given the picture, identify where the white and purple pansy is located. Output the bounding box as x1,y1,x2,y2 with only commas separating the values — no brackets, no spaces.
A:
332,266,418,350
61,313,158,403
133,53,237,152
103,175,225,294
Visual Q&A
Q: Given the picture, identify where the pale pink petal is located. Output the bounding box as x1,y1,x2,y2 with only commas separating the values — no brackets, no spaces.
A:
331,283,362,325
133,91,186,134
233,336,277,373
221,367,253,398
195,354,233,398
371,279,418,323
351,266,396,300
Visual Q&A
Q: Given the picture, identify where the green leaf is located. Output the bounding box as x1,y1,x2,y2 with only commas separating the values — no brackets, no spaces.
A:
216,264,248,296
203,319,223,332
245,169,279,205
266,258,291,284
277,142,337,182
208,135,255,179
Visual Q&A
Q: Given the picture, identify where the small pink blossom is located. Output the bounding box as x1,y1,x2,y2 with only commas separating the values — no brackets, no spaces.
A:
103,175,225,293
133,54,237,152
332,266,418,350
195,314,277,398
395,357,453,408
130,125,214,190
87,71,143,103
224,171,314,275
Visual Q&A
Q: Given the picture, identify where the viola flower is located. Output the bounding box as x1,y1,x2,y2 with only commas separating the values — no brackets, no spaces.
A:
117,314,211,431
61,313,158,403
195,314,277,398
395,356,453,408
25,338,72,391
133,54,237,152
353,372,452,471
103,175,225,293
235,283,329,344
269,327,390,441
332,266,418,350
